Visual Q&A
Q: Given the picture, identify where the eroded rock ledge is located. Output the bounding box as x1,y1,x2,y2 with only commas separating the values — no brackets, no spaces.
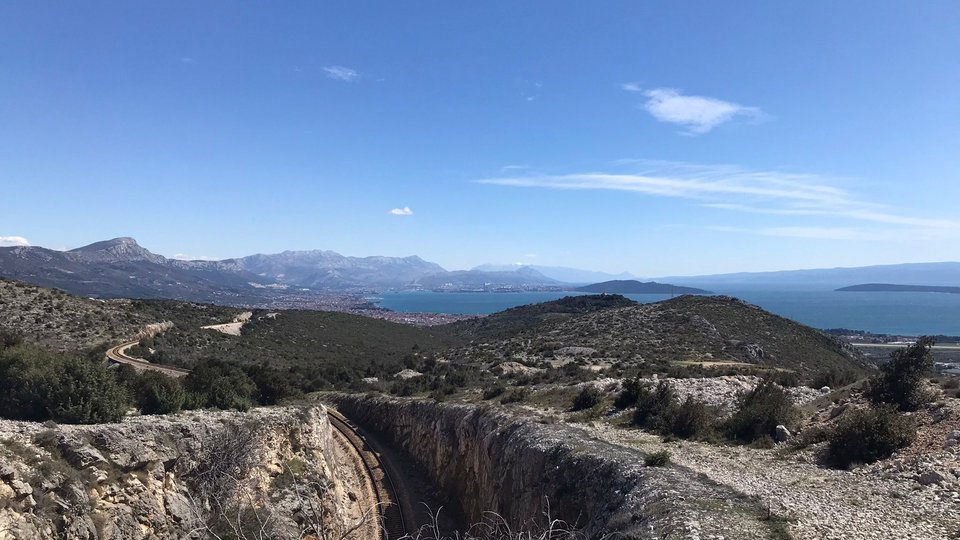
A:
0,406,357,539
328,394,783,539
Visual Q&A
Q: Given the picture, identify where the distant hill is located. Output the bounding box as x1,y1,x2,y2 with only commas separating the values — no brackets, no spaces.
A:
575,280,711,294
658,262,960,290
472,264,636,284
447,294,637,340
443,294,870,379
837,283,960,294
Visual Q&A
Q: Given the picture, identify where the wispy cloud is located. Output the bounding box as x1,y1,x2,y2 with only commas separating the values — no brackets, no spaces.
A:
708,225,875,241
0,236,29,247
180,57,196,64
388,206,414,216
323,65,359,82
478,160,960,239
623,86,764,134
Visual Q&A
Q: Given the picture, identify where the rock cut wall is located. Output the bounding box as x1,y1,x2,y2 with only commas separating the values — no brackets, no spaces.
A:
329,394,780,539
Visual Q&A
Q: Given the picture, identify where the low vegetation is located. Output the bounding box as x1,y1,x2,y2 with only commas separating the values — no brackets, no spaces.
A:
866,336,936,411
725,380,801,443
826,406,916,467
630,382,717,440
644,450,671,467
0,329,304,423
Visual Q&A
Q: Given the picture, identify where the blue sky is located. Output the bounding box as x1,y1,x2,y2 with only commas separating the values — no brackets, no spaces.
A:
2,1,959,276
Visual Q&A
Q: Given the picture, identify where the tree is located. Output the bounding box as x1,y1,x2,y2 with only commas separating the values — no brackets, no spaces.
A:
866,336,935,411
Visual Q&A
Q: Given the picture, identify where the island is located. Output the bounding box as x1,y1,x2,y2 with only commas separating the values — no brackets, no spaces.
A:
575,280,711,294
836,283,960,294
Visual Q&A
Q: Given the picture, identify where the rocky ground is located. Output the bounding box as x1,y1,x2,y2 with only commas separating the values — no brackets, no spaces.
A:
0,279,148,351
553,378,960,540
0,406,365,539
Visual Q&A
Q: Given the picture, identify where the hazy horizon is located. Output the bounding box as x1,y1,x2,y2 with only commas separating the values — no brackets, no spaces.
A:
3,2,959,276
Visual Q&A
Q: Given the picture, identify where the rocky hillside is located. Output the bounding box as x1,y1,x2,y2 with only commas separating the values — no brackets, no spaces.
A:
0,279,148,351
445,294,870,379
0,406,364,539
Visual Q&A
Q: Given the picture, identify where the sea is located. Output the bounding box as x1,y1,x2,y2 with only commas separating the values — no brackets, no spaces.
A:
373,289,960,337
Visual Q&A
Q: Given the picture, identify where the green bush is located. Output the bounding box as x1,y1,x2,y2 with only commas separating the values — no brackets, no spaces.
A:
482,385,506,400
614,377,643,409
669,396,716,439
500,387,529,404
135,371,186,415
826,406,915,467
184,359,257,412
644,450,671,467
571,386,602,411
0,343,129,423
0,329,23,351
245,365,301,405
632,381,676,430
726,380,800,443
866,337,935,411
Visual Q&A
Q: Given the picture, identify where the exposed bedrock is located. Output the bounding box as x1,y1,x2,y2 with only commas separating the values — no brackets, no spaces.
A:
328,394,782,539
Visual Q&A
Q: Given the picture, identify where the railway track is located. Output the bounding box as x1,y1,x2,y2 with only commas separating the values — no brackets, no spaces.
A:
328,409,408,540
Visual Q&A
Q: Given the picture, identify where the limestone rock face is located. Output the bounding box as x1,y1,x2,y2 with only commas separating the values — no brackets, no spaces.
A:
329,393,778,539
0,406,349,539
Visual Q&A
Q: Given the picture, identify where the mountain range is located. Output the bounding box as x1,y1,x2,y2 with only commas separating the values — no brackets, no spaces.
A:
0,237,561,300
658,262,960,290
3,237,959,304
472,264,636,284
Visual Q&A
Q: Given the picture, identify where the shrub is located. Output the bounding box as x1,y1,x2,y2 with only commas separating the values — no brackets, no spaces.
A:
0,329,23,351
669,396,716,439
810,367,859,390
826,406,915,467
866,337,935,411
632,381,677,431
500,387,529,404
135,371,186,415
571,386,602,411
644,450,671,467
0,343,129,423
245,365,301,405
614,377,643,409
184,359,257,412
726,380,800,443
482,385,506,400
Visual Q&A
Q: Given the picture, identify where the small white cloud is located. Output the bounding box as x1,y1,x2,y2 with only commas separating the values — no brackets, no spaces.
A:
323,66,359,82
0,236,29,247
388,207,414,216
180,57,195,64
630,87,764,134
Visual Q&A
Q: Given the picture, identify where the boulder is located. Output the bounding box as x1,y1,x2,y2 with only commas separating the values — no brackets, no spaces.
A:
917,470,945,486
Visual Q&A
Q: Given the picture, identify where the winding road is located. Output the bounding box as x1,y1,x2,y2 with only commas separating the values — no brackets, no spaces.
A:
105,340,191,378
